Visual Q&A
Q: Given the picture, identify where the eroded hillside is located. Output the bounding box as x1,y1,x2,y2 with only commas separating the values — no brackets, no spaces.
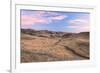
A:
21,29,89,63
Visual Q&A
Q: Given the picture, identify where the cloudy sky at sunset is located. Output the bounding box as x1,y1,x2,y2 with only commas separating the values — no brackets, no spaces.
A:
21,9,90,33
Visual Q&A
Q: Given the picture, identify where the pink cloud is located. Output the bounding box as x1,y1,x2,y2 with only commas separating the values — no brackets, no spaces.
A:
21,25,33,29
67,26,79,28
66,19,89,33
67,25,89,33
74,27,89,33
67,19,89,25
51,15,67,20
68,25,89,31
21,15,49,25
21,11,67,28
21,15,51,28
32,11,46,17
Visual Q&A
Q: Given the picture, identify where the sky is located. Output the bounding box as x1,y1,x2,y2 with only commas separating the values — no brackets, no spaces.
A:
21,9,90,33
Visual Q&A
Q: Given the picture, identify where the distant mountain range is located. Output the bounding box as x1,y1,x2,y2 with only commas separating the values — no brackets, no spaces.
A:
21,29,89,38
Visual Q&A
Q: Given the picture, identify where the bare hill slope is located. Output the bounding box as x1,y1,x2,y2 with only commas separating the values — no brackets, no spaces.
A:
21,29,89,63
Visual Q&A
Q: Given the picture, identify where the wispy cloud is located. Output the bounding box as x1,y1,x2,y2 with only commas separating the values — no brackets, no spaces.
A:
67,19,89,25
67,25,89,33
21,10,67,28
66,16,89,33
21,15,50,27
50,15,67,20
21,10,90,33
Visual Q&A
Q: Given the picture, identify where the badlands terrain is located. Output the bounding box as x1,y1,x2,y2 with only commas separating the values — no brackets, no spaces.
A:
21,29,90,63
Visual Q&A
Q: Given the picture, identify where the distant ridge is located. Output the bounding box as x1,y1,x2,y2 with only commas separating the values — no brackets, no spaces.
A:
21,29,89,38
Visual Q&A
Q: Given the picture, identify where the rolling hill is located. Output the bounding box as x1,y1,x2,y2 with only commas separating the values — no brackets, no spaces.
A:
21,29,90,63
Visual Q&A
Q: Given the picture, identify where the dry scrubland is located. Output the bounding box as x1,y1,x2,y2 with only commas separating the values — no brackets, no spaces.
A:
21,29,89,63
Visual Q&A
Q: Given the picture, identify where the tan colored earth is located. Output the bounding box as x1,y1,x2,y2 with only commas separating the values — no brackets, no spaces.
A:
21,29,89,63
